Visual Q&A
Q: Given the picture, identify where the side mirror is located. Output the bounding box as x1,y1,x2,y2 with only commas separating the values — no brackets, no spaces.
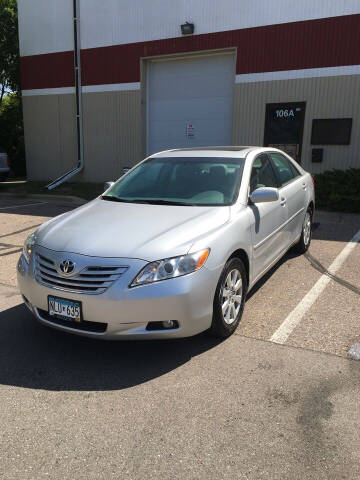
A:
249,187,279,204
104,181,114,191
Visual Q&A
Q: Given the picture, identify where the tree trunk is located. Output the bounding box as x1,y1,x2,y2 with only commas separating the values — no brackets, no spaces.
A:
0,83,5,104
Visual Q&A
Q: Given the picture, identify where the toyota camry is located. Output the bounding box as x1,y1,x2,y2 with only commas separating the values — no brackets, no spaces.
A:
17,147,315,339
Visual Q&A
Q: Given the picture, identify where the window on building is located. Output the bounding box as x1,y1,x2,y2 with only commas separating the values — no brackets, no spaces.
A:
311,118,352,145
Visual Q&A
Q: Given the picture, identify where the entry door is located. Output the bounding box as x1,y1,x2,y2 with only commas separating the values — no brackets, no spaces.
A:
264,102,306,164
147,53,235,155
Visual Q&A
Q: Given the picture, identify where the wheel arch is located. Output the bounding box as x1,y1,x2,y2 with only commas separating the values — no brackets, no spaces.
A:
308,200,314,215
228,249,250,286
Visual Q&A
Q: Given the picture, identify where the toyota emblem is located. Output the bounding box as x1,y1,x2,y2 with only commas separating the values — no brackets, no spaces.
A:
59,260,75,275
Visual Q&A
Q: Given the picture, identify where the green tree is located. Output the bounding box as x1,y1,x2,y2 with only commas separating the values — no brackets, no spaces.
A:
0,94,25,175
0,0,20,101
0,0,24,175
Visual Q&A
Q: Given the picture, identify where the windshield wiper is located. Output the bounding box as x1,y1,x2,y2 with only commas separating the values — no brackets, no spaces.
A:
101,195,129,202
129,199,194,206
101,196,195,206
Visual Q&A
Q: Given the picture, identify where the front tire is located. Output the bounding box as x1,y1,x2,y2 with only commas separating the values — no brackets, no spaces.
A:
210,258,247,338
294,208,313,254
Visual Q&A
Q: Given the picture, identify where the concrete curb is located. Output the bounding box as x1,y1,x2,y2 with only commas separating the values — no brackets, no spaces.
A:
0,192,88,205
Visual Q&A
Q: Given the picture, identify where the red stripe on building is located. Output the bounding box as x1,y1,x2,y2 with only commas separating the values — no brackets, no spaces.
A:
21,14,360,90
21,51,75,90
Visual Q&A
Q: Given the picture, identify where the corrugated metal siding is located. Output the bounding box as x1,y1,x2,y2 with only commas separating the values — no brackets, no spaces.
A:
23,14,360,90
18,0,360,56
23,74,360,182
21,51,75,90
233,74,360,173
18,0,73,56
22,95,77,181
23,91,142,183
82,90,142,181
79,0,360,50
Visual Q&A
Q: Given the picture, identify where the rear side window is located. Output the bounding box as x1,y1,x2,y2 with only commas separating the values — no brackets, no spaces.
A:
250,154,278,193
269,152,300,186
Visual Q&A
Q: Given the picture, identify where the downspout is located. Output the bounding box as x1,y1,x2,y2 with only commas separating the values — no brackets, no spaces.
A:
46,0,84,190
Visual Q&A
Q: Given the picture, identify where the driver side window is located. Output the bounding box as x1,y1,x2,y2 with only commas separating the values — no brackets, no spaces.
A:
250,154,278,193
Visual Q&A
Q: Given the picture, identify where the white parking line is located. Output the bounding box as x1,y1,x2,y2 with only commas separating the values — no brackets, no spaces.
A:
0,202,46,211
270,228,360,345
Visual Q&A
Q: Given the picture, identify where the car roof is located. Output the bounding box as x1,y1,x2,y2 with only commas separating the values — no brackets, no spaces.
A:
151,146,258,158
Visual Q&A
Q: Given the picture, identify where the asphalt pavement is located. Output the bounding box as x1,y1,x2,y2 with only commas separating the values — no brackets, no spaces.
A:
0,194,359,479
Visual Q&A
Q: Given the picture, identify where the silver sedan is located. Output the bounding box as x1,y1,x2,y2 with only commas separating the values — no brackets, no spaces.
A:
17,147,315,339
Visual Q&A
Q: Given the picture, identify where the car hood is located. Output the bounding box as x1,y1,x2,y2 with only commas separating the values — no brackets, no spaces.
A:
36,198,231,260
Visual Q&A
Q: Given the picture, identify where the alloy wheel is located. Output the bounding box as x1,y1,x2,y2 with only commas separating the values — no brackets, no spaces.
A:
221,268,243,325
303,212,312,246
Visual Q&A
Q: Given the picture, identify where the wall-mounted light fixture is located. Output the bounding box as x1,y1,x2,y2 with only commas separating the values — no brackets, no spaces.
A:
181,22,195,35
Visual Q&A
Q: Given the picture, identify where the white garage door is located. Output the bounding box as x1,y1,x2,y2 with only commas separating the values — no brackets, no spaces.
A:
147,53,235,155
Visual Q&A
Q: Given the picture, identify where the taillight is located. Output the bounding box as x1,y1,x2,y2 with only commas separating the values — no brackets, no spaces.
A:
6,156,10,167
311,176,315,187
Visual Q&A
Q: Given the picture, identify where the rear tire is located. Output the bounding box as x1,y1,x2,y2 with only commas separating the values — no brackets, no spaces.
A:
210,258,247,338
294,208,313,254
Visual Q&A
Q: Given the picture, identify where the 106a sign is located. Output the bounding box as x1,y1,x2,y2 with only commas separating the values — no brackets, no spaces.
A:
275,109,295,118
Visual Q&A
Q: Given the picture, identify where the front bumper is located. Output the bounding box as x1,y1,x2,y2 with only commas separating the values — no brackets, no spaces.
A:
17,247,220,340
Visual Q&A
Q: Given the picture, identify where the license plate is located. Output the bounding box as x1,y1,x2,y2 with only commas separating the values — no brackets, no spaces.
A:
48,296,82,322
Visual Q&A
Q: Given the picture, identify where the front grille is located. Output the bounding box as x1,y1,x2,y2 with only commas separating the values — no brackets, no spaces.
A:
38,309,107,333
35,253,127,294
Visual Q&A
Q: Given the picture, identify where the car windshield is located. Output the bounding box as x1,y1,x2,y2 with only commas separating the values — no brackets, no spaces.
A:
103,157,245,206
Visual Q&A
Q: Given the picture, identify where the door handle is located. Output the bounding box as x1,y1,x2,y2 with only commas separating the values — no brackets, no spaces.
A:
280,197,287,206
302,183,307,190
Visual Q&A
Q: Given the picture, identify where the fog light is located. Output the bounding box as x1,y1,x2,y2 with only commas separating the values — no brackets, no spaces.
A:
146,320,179,331
162,320,175,329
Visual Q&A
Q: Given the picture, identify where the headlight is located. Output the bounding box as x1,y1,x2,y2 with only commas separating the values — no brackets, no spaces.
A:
23,232,36,263
130,248,210,287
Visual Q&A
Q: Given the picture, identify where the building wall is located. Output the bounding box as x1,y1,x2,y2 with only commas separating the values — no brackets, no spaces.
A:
233,74,360,174
22,94,77,181
21,13,360,91
24,72,358,181
22,90,142,182
18,0,73,56
18,0,360,55
17,0,360,182
82,91,142,182
22,71,360,182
